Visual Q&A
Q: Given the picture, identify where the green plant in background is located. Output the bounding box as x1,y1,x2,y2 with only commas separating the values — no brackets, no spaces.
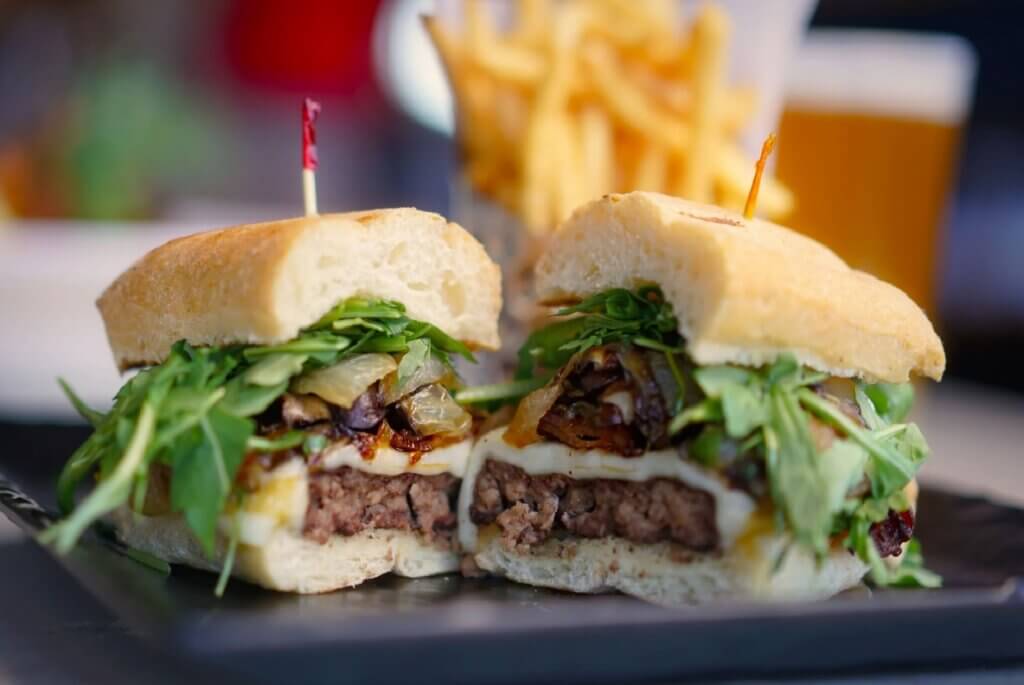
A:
60,62,221,219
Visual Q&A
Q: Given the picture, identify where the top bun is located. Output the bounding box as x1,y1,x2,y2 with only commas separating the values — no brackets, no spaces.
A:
99,208,502,370
534,192,944,383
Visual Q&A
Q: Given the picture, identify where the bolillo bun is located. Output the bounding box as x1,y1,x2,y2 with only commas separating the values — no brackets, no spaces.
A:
534,192,944,383
472,532,868,606
110,507,458,593
98,208,502,371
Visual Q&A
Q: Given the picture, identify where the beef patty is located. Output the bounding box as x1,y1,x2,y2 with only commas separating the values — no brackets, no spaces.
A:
469,459,719,553
304,467,460,548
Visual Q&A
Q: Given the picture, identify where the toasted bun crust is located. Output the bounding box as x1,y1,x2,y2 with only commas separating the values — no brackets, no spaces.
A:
99,208,501,370
109,508,458,593
535,192,944,383
472,531,867,606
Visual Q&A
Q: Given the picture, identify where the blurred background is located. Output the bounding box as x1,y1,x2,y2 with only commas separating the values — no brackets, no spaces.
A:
0,0,1021,426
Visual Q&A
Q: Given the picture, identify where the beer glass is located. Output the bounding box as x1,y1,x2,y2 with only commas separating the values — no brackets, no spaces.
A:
775,30,976,315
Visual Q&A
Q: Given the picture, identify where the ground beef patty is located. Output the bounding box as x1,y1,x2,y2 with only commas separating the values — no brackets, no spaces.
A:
304,467,459,548
469,459,718,553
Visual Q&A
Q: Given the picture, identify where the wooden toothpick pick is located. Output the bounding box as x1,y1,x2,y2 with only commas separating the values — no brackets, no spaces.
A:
743,133,776,220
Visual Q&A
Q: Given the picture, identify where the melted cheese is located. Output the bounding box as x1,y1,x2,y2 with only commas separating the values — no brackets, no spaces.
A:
457,429,756,552
230,459,309,546
320,440,472,477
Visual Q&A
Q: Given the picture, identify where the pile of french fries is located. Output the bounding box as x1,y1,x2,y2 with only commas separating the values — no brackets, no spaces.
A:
426,0,794,234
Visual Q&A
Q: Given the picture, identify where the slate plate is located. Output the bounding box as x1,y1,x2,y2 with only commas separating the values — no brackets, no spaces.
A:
2,470,1022,685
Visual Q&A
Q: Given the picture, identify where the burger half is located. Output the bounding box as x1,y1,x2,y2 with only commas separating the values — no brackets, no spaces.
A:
457,191,944,605
43,208,501,594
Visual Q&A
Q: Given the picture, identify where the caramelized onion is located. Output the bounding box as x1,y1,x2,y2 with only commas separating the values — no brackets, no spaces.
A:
291,353,397,409
399,384,472,437
504,351,584,447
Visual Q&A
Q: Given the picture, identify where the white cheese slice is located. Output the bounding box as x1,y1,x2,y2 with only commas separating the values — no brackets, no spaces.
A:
319,439,472,477
457,428,756,552
228,458,310,547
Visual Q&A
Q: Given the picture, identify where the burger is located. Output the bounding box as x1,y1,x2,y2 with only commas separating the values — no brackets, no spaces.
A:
43,208,501,594
457,191,943,605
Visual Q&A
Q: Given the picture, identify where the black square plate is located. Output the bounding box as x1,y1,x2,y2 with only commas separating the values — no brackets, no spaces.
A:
2,469,1022,685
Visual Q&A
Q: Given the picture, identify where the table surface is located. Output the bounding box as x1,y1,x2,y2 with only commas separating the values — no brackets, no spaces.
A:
2,380,1023,684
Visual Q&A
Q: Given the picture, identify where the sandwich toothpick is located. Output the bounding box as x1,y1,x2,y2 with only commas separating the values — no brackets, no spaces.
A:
743,133,776,220
302,98,322,216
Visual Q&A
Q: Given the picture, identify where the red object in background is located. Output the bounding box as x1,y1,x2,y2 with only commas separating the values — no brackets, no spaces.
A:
302,98,321,170
223,0,382,95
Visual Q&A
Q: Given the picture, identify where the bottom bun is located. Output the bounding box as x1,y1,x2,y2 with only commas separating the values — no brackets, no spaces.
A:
472,529,868,606
110,508,459,593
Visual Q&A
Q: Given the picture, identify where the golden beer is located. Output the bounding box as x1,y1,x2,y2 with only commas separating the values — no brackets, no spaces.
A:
774,31,975,315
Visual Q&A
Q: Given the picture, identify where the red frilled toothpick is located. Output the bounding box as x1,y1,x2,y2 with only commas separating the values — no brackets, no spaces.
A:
302,98,322,216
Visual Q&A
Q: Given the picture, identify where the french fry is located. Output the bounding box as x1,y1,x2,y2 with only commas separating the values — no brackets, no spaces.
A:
493,88,528,142
679,5,730,203
583,43,691,153
426,0,795,233
521,110,553,233
553,111,588,222
579,106,614,198
516,0,552,48
522,3,588,232
463,0,494,53
634,142,669,192
471,41,546,86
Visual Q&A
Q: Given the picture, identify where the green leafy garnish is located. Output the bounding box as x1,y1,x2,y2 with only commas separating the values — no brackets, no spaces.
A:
215,511,241,597
302,433,328,456
397,338,431,387
765,386,832,556
58,378,105,427
46,297,474,591
885,538,943,588
453,376,551,406
517,286,680,380
863,382,915,423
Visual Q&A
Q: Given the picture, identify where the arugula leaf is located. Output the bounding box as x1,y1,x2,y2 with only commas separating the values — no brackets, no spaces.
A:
243,333,350,362
689,426,725,467
515,287,680,379
244,354,308,386
453,376,551,405
58,378,105,427
667,397,723,434
247,431,305,452
169,407,253,555
846,514,888,582
798,389,917,499
42,401,159,553
766,388,832,556
215,510,241,597
417,323,475,362
313,298,407,326
818,439,869,512
218,378,288,417
302,433,328,456
397,339,431,387
720,384,766,438
886,539,942,588
693,366,755,397
516,318,590,379
55,439,104,514
863,382,915,423
854,384,885,430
